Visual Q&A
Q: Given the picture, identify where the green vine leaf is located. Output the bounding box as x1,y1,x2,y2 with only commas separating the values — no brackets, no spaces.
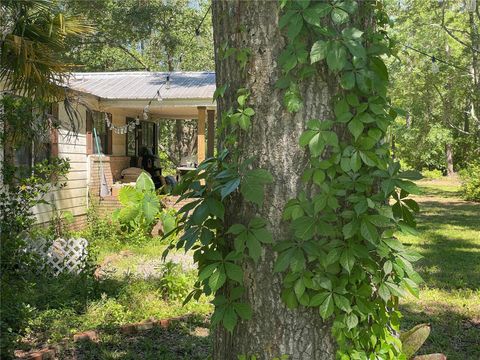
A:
241,169,273,206
303,3,331,27
310,40,329,63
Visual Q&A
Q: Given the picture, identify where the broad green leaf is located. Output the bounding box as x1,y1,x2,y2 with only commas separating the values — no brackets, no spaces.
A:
274,249,294,273
135,172,155,192
333,294,351,312
252,227,273,244
340,249,355,273
348,118,364,140
199,263,218,281
225,262,243,283
313,169,326,185
206,197,225,220
221,178,240,200
308,133,326,156
118,185,140,206
303,3,331,26
310,40,329,63
310,292,329,307
340,71,355,89
319,294,334,319
223,306,237,332
331,7,349,24
209,269,226,292
282,288,299,309
287,13,304,39
233,302,252,320
294,278,306,298
383,260,393,275
342,27,363,39
227,223,247,235
346,313,359,330
334,99,349,117
284,84,303,112
378,283,390,302
238,113,251,130
142,192,160,223
192,202,209,225
326,42,347,72
292,216,316,240
299,129,317,147
246,236,262,263
361,220,378,243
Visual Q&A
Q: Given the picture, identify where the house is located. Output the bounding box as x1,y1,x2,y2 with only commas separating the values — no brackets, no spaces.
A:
31,71,216,227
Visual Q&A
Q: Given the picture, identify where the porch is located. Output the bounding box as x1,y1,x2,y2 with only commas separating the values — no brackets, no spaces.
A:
65,71,217,200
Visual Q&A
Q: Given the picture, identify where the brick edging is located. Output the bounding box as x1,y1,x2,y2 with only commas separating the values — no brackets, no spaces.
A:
15,315,193,360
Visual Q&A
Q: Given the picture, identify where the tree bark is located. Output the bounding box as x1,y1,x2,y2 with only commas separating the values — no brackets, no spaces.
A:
445,143,454,176
212,1,341,359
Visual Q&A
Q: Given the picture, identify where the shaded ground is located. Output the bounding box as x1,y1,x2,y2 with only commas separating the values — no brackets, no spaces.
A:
15,240,211,359
58,318,210,360
398,178,480,359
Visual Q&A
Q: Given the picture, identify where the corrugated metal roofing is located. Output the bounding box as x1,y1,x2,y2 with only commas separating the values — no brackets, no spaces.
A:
66,71,216,100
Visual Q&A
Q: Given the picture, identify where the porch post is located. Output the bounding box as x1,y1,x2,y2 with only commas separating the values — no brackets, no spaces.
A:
197,106,206,163
207,109,215,158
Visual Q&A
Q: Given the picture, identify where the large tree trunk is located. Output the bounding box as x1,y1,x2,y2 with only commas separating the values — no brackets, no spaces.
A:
212,1,340,359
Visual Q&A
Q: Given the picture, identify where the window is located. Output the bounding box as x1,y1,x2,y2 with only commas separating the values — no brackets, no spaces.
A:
87,110,112,155
125,120,157,157
141,121,155,155
126,117,137,157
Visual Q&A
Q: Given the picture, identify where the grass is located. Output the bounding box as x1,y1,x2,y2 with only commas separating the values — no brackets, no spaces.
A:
13,178,479,359
398,177,480,359
14,236,212,359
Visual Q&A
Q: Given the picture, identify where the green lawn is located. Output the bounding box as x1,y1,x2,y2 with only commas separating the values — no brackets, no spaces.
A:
16,179,479,359
15,238,212,359
398,178,480,359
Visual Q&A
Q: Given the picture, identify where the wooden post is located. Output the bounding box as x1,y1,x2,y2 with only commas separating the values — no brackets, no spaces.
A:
197,106,206,163
207,109,215,158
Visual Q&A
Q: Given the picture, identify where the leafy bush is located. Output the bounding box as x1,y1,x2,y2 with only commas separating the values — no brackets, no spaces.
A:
0,158,69,357
459,161,480,202
158,262,195,301
421,169,443,179
113,172,161,235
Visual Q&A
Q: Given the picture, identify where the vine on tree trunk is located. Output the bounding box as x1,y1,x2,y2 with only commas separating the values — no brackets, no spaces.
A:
167,1,423,359
274,1,422,359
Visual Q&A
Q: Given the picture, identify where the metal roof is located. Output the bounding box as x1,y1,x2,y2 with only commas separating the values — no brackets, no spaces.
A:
66,71,215,100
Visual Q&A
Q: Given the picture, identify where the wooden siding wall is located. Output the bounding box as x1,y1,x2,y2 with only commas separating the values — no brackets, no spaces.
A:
33,103,88,224
112,113,126,156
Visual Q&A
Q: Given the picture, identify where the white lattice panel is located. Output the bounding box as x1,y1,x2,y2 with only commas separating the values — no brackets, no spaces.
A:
28,237,89,275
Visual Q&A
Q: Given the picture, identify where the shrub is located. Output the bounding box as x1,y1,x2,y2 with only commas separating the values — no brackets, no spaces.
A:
113,172,161,236
0,158,69,357
158,262,195,301
459,161,480,202
421,168,443,179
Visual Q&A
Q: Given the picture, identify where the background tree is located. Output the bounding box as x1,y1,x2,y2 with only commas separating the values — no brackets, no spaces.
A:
62,0,214,72
386,0,479,174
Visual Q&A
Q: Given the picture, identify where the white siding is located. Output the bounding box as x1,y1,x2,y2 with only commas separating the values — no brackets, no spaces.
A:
111,112,126,156
33,103,89,224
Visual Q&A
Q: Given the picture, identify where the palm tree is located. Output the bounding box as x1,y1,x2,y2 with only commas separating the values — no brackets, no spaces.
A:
0,0,92,100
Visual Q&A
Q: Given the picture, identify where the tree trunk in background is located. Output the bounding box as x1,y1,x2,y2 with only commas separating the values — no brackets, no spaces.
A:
445,143,454,176
210,1,356,358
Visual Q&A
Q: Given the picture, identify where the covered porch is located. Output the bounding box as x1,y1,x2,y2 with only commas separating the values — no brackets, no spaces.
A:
66,71,216,195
